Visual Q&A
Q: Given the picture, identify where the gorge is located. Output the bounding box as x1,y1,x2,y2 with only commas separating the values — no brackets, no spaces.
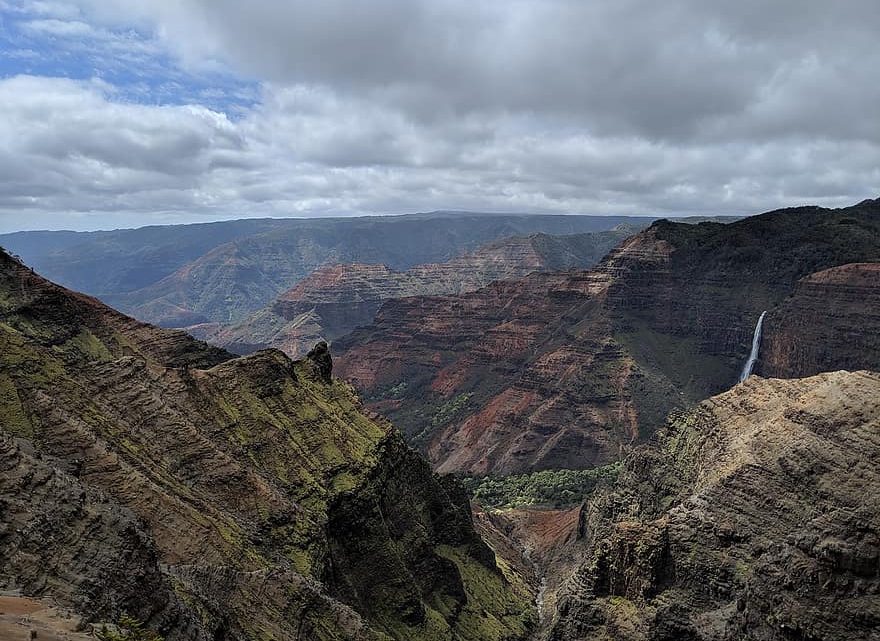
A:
334,200,880,475
2,2,879,638
1,200,879,641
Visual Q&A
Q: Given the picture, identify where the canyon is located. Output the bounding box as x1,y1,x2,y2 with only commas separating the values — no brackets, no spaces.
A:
3,2,878,638
1,201,879,641
191,227,638,358
335,200,880,475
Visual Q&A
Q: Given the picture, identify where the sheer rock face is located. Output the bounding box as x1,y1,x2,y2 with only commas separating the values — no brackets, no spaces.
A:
0,249,532,641
548,371,880,641
334,201,880,475
761,263,880,378
192,228,638,359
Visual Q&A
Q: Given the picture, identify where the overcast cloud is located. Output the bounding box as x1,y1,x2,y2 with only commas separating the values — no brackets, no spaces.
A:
0,0,878,231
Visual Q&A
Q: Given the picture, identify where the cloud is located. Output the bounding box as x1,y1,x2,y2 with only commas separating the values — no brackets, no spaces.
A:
0,76,244,212
0,0,879,231
71,0,880,141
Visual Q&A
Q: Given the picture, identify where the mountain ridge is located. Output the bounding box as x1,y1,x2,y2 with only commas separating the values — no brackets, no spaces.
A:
1,213,650,324
0,247,533,641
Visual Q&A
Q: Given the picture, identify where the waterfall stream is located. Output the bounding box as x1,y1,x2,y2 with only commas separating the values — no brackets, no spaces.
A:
738,310,767,383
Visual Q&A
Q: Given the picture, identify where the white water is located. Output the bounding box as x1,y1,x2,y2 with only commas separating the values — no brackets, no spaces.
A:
738,310,767,383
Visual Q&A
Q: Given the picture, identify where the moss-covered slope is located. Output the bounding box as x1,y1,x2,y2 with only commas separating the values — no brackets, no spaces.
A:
0,249,532,641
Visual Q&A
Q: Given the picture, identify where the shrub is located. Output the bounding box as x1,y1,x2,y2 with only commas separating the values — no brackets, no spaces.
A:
460,463,621,509
95,615,164,641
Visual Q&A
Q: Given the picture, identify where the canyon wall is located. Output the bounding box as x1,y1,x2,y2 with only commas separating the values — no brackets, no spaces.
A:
195,228,638,358
761,262,880,378
336,201,880,475
549,370,880,640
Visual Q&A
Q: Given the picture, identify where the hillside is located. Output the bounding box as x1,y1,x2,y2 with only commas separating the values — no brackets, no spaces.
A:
334,200,880,474
548,370,880,640
194,227,639,358
0,249,532,641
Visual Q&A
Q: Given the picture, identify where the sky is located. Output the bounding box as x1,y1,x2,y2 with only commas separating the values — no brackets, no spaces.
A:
0,1,878,232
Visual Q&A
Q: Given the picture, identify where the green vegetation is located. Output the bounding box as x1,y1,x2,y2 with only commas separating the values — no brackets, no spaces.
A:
96,615,163,641
435,544,534,641
431,392,472,427
367,380,409,401
386,381,408,398
461,463,622,508
0,372,32,436
54,328,114,362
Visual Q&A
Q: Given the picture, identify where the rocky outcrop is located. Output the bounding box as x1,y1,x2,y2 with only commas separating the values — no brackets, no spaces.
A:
194,227,641,358
0,249,533,641
335,201,880,475
548,370,880,641
307,340,334,383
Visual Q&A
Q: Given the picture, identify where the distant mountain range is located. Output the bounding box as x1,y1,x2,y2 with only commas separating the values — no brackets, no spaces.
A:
1,212,662,327
190,226,642,357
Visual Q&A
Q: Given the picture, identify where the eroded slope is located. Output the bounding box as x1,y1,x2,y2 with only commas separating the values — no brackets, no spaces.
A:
0,249,532,641
549,370,880,640
190,228,639,358
335,201,880,475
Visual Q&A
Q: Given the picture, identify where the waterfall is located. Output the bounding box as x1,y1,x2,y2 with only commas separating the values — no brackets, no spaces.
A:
738,310,767,383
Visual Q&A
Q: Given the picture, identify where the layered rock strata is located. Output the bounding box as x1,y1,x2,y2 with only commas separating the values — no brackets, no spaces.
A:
761,262,880,378
336,201,880,474
192,228,639,358
548,371,880,641
0,249,532,641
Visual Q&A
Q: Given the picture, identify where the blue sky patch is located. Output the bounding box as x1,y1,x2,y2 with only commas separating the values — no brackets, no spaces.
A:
0,2,259,117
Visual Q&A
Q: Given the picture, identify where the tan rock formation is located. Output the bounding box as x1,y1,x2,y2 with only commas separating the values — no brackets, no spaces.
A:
549,370,880,640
